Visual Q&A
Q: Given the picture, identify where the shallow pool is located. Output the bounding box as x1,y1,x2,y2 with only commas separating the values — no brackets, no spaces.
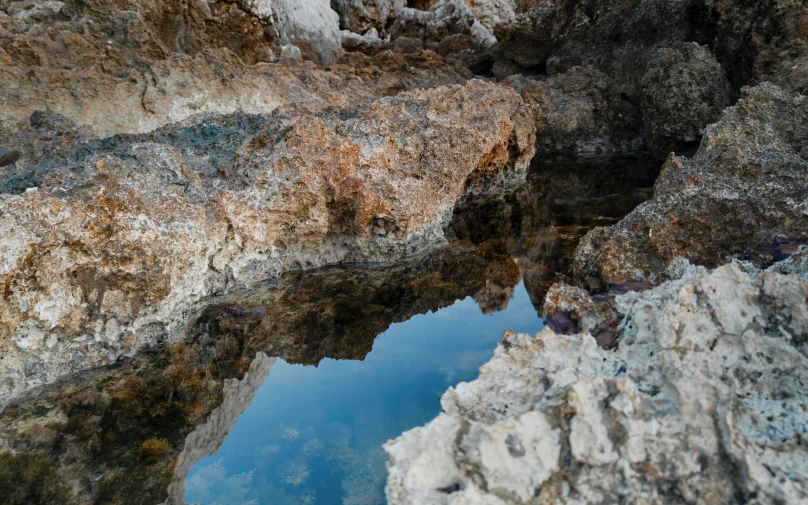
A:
184,281,543,505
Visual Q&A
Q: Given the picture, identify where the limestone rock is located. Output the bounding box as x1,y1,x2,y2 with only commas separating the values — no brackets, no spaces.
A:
391,0,475,48
573,83,808,291
332,0,406,35
519,65,645,161
640,43,733,149
342,28,389,54
493,5,555,69
0,47,471,137
271,0,343,65
463,0,516,33
511,42,729,161
385,261,808,504
389,0,495,71
0,237,522,504
0,79,534,402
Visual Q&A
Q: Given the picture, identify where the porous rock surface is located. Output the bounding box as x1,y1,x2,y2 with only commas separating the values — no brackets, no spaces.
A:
385,259,808,504
0,79,534,403
573,82,808,291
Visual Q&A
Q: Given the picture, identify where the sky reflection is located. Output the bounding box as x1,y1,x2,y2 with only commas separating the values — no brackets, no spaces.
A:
185,281,543,505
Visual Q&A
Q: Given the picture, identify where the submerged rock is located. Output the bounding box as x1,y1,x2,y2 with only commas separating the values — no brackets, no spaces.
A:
573,83,808,291
385,259,808,504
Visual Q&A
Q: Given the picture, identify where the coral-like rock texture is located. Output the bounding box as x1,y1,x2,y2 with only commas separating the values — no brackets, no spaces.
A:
385,259,808,504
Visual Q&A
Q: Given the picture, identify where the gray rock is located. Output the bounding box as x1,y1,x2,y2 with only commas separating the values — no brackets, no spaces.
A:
573,83,808,291
640,43,733,149
331,0,406,35
0,149,21,167
271,0,344,65
279,44,303,65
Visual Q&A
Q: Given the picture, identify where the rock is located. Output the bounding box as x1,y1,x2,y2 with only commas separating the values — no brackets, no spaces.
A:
385,261,808,504
542,283,620,349
0,0,279,70
709,0,808,91
0,235,522,504
388,0,500,76
390,0,496,69
519,65,646,161
573,83,808,291
0,79,534,402
0,47,471,137
331,0,406,35
640,43,733,150
0,149,21,167
342,28,389,54
491,0,806,159
391,36,425,54
279,44,303,65
506,0,808,96
463,0,516,33
271,0,343,65
493,5,555,69
391,0,474,50
164,353,274,505
768,246,808,282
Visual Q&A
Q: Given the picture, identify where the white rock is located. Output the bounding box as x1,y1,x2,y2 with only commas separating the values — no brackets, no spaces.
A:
272,0,343,65
386,262,808,504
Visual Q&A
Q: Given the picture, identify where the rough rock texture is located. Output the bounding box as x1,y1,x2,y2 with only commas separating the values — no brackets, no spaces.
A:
385,259,808,504
271,0,343,65
0,79,534,403
0,43,473,137
332,0,406,35
0,0,482,138
463,0,515,33
573,83,808,291
512,41,731,157
639,43,733,148
518,65,646,161
388,0,496,73
490,0,806,158
495,0,808,94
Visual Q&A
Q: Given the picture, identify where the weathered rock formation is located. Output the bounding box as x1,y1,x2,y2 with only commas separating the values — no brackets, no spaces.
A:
2,0,808,503
573,83,808,291
385,258,808,504
0,79,534,403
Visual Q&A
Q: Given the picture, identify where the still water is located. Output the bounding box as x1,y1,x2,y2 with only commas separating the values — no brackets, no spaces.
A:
184,282,544,505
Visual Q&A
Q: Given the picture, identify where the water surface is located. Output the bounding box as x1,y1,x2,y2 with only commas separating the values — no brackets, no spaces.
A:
184,282,543,505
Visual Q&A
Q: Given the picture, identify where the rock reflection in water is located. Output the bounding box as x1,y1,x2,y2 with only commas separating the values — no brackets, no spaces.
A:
0,240,522,505
183,281,543,505
0,164,651,505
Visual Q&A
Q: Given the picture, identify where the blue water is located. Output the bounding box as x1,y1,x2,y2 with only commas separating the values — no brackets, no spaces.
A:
184,281,543,505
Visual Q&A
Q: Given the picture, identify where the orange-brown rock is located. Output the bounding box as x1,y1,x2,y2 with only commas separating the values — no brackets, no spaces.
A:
0,79,534,403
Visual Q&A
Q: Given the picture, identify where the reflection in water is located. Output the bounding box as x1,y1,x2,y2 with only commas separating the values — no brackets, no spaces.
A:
0,163,653,505
184,283,542,505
